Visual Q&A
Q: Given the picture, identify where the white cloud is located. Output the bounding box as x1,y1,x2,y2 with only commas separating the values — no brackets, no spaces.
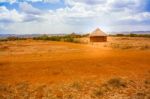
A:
121,12,150,21
0,0,150,34
18,2,46,22
19,2,42,15
0,0,60,3
29,0,60,3
0,6,23,22
0,0,16,4
0,4,43,23
42,0,60,3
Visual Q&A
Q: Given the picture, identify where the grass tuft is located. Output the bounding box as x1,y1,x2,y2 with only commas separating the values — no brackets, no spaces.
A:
107,78,127,88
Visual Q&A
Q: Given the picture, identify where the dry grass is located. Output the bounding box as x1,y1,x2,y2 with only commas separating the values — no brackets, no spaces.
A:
92,78,127,98
0,37,150,98
109,43,133,49
107,37,150,50
80,37,150,50
140,45,150,50
0,45,9,51
0,76,149,99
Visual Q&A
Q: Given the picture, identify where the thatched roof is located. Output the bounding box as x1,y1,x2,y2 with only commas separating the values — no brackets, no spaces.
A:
90,28,107,37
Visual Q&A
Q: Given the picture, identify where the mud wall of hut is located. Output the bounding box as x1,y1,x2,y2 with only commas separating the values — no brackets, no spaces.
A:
90,36,107,42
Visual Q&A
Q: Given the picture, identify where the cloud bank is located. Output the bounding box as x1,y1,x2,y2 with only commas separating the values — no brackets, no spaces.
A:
0,0,150,34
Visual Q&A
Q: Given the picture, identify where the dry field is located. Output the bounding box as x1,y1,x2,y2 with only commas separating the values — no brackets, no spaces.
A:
0,37,150,99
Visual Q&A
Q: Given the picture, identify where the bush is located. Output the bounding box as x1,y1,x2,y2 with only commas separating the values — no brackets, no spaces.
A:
70,82,82,91
140,45,150,50
7,37,27,41
113,33,150,38
48,36,61,41
0,39,8,42
33,35,81,43
0,37,27,42
33,35,62,41
92,78,127,98
0,46,9,51
107,78,127,88
129,33,137,37
116,34,125,36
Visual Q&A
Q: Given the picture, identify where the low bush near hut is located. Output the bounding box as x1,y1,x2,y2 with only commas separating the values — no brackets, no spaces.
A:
33,35,81,43
113,34,150,38
33,35,61,41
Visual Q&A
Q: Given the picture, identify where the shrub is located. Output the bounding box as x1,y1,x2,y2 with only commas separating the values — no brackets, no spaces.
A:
0,39,8,42
107,78,127,88
63,36,74,42
145,79,150,85
33,35,81,43
135,92,146,99
129,33,137,37
110,43,120,48
140,45,150,50
0,37,27,41
70,82,82,91
92,78,127,98
93,89,104,97
48,36,62,41
116,34,125,36
114,33,150,38
82,34,89,37
69,33,82,38
33,35,62,41
93,84,110,98
121,44,132,49
0,46,9,51
7,37,27,41
110,43,133,49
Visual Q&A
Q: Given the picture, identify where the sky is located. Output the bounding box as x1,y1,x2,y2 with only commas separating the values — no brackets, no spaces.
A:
0,0,150,34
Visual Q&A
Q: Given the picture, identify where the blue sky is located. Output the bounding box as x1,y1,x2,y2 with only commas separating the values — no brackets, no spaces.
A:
0,0,150,34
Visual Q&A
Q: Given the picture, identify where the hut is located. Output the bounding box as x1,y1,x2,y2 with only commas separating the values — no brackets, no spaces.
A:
89,28,107,42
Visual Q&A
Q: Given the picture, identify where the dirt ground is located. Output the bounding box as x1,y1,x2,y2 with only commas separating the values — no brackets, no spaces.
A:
0,37,150,99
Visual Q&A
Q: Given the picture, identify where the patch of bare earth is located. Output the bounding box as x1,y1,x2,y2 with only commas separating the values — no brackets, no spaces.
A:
0,37,150,99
